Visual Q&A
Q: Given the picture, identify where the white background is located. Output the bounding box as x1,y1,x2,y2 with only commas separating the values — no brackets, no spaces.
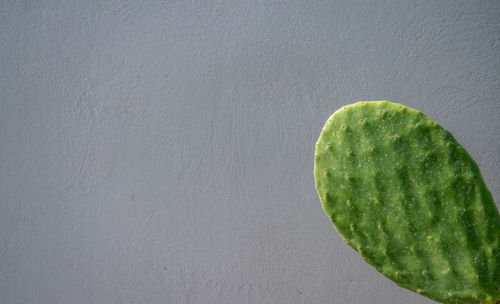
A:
1,1,499,303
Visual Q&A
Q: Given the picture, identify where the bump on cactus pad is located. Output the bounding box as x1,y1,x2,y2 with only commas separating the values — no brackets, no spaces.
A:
314,101,500,304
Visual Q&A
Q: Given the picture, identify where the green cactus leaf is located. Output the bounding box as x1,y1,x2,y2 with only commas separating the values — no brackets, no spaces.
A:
314,101,500,304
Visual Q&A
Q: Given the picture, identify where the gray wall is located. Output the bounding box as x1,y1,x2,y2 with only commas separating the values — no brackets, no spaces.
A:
1,1,499,303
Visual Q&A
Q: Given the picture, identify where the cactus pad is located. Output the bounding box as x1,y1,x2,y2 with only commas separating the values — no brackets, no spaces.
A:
314,101,500,304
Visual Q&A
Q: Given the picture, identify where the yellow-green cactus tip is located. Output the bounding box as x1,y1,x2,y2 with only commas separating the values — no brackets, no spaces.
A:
314,101,500,304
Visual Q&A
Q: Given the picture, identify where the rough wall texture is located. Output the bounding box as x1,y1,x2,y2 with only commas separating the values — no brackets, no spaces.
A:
1,1,499,303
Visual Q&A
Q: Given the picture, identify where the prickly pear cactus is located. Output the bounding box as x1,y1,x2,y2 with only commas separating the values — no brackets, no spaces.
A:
314,101,500,304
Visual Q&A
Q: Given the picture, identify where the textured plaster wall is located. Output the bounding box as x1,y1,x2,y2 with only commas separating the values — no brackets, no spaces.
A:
1,1,499,303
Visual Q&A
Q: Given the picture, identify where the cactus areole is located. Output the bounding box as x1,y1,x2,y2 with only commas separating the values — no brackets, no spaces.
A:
314,101,500,304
